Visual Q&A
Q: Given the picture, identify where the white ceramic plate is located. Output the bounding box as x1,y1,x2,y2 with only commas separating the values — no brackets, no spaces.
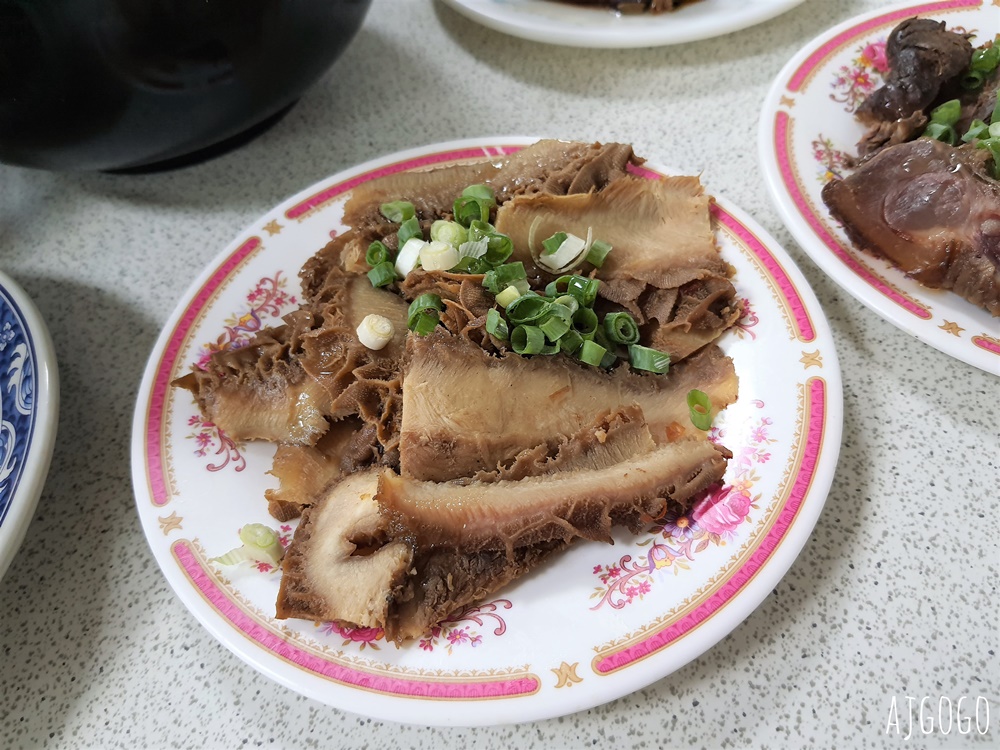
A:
440,0,807,48
131,137,842,726
759,0,999,374
0,269,59,580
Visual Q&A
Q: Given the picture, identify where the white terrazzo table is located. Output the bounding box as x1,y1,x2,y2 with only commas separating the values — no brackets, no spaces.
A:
1,0,997,747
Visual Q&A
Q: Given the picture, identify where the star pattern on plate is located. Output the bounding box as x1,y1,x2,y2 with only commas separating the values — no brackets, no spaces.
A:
780,95,795,108
158,512,183,535
799,350,823,369
263,219,283,236
938,320,964,337
552,661,583,688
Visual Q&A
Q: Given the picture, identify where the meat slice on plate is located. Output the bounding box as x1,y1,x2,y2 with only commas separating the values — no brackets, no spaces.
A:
822,138,1000,316
174,271,408,445
495,175,741,361
399,329,738,482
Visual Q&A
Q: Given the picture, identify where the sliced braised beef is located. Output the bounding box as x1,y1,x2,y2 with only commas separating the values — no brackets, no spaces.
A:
399,329,737,482
857,18,972,126
300,140,641,305
174,271,409,445
822,138,1000,316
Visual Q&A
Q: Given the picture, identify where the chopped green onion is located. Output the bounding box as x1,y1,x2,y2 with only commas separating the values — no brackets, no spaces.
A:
572,307,599,338
397,216,423,247
468,219,494,243
430,220,468,248
687,389,712,430
395,237,426,278
453,195,491,227
541,231,568,256
407,293,444,336
592,327,617,369
495,285,522,308
380,200,415,223
977,138,1000,178
367,261,396,288
451,256,489,274
366,240,391,267
458,238,488,260
923,122,957,145
511,324,545,355
356,314,395,350
462,184,496,206
559,329,584,355
483,232,514,265
506,294,550,324
961,70,987,90
970,44,1000,73
603,312,640,345
486,308,508,340
991,122,1000,138
540,340,561,356
629,344,670,374
962,119,990,142
929,99,961,126
483,262,527,293
539,313,571,342
586,239,612,267
553,294,579,315
419,240,460,272
577,339,607,367
545,276,572,297
211,523,283,567
566,275,600,306
991,93,999,124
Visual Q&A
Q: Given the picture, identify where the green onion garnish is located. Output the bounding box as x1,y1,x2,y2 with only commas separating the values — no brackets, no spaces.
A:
560,329,584,355
366,240,391,267
923,122,957,145
451,256,489,274
553,294,579,315
430,220,468,248
380,201,415,223
453,195,491,227
367,261,396,288
545,276,572,297
486,308,508,340
539,314,571,342
541,231,568,256
992,92,1000,124
603,312,640,345
572,306,599,338
484,232,514,265
577,339,607,367
970,44,1000,73
929,99,961,126
566,275,600,306
585,239,612,267
961,70,987,90
629,344,670,374
495,285,521,308
687,389,712,430
962,119,990,142
407,293,444,336
977,138,1000,178
468,219,494,243
991,122,1000,138
397,216,423,247
511,325,545,355
506,294,550,324
461,184,497,206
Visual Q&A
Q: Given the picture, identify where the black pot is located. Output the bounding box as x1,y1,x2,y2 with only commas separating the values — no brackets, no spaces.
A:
0,0,372,171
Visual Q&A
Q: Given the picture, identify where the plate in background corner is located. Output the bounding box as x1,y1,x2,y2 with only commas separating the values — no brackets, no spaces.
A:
758,0,999,374
440,0,807,48
0,269,59,580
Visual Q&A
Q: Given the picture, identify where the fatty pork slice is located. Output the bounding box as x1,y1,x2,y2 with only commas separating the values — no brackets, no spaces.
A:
822,138,1000,316
399,329,737,482
301,141,640,302
174,272,409,445
495,175,741,361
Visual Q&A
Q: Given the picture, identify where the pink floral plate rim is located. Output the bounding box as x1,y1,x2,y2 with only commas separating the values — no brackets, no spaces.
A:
130,137,842,726
757,0,1000,374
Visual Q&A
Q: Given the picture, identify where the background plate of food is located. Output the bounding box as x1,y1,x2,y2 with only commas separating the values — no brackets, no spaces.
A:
439,0,807,48
759,0,999,374
131,137,841,726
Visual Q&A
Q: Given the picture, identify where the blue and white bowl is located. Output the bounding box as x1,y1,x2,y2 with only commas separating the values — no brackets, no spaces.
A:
0,270,58,580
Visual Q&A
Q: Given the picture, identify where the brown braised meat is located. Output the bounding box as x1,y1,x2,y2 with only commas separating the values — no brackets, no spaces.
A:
822,138,1000,316
857,18,972,128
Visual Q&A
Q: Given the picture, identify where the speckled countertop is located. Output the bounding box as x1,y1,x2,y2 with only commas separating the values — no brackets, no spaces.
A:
1,0,997,748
